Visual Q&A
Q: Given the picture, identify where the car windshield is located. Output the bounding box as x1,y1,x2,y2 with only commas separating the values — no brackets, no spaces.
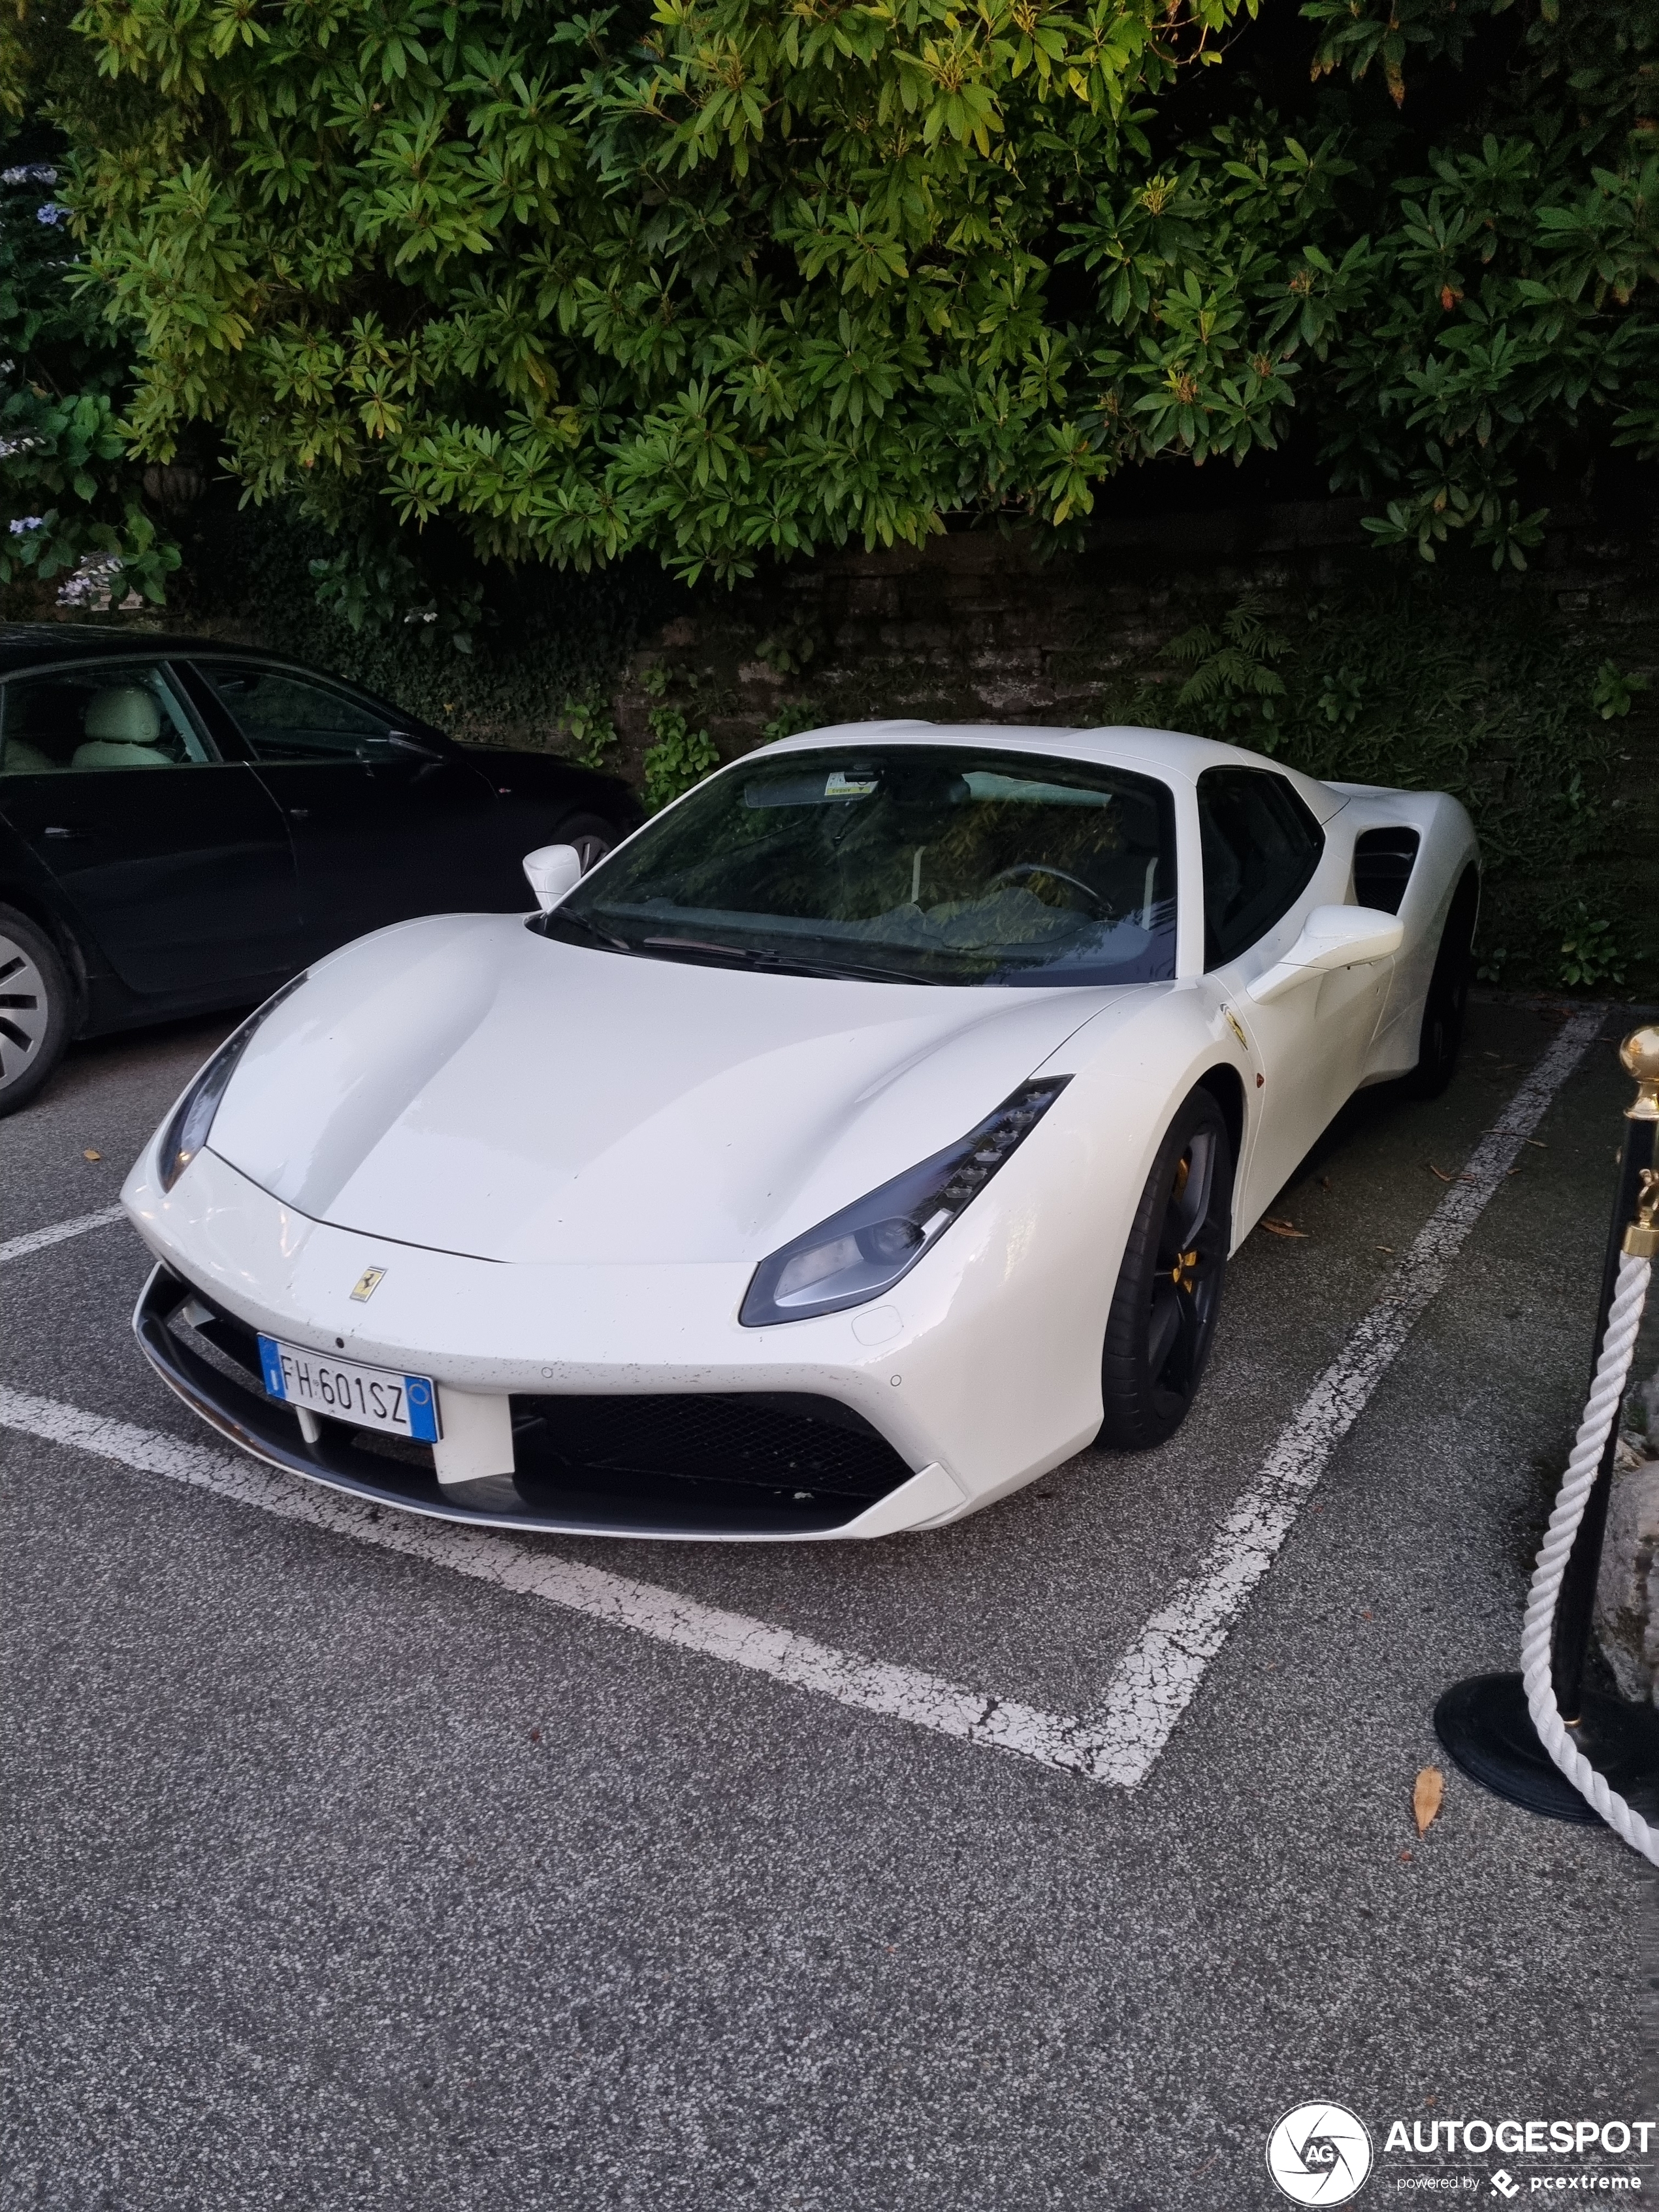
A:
543,743,1178,987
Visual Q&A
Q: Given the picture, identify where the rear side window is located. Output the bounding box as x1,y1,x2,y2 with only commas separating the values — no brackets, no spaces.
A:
1197,767,1325,968
0,664,216,775
195,662,405,762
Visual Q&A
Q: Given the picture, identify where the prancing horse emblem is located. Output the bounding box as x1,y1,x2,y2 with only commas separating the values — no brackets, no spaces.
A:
350,1266,387,1303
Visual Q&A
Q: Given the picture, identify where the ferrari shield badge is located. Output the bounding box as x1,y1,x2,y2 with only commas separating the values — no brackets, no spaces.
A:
349,1266,387,1303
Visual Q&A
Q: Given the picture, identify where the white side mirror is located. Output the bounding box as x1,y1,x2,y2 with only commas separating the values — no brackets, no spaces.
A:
523,842,584,913
1248,904,1405,1005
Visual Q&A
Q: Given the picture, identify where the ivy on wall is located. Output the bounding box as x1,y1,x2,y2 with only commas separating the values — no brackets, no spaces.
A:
1103,577,1649,990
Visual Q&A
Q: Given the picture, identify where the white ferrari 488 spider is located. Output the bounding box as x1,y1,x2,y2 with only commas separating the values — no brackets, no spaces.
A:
125,721,1478,1541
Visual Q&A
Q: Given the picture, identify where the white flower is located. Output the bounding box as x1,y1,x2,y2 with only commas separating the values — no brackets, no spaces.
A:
8,515,45,534
57,551,123,607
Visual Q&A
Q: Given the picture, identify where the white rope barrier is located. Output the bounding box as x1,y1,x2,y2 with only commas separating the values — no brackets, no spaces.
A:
1520,1250,1658,1865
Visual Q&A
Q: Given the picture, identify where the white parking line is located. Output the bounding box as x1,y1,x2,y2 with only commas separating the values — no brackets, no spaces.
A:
0,1206,127,1267
0,1385,1103,1778
0,1012,1604,1787
1076,1005,1604,1786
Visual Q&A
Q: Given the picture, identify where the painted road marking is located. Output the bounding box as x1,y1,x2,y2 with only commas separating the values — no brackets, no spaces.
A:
1076,1004,1604,1787
0,1206,127,1268
0,1386,1100,1776
0,1012,1602,1786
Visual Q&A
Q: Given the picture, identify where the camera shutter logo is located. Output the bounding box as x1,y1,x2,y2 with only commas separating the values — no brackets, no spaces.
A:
1266,2103,1374,2205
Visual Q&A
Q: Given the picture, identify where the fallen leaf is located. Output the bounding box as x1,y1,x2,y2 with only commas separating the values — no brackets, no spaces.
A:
1400,1849,1414,1863
1261,1217,1309,1239
1375,1245,1394,1254
528,1726,542,1744
82,1148,101,1162
1413,1765,1445,1836
1428,1164,1453,1182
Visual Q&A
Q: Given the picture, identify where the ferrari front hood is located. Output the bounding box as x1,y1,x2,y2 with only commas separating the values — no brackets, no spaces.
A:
206,914,1134,1266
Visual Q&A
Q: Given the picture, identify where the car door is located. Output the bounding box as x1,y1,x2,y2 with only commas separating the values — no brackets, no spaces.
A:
189,660,519,958
0,660,302,998
1195,765,1390,1218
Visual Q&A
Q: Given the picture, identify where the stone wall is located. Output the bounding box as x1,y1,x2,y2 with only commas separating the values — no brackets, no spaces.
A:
607,496,1659,774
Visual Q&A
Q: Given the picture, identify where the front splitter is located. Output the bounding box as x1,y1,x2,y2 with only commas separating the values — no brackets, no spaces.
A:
132,1264,956,1543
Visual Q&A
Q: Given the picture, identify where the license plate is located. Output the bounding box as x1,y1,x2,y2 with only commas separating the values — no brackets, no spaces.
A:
257,1334,441,1443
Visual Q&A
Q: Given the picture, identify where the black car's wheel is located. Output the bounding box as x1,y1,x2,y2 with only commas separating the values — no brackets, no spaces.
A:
1404,865,1479,1100
1099,1087,1234,1451
0,905,73,1117
556,812,624,874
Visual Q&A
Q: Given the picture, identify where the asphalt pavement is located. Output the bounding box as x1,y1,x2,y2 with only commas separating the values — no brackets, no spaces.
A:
1,997,1654,2211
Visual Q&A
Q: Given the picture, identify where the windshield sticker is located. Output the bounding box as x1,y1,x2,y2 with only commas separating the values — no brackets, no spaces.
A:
825,769,878,799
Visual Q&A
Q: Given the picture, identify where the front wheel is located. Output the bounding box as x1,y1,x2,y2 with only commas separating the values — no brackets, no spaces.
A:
1099,1087,1234,1451
0,905,74,1118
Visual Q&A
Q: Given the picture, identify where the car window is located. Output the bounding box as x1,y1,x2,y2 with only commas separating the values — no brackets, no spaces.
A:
550,745,1179,987
0,664,216,775
1197,766,1325,968
195,662,406,763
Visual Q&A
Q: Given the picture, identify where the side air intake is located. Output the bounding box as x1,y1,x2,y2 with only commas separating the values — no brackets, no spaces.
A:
1353,827,1421,916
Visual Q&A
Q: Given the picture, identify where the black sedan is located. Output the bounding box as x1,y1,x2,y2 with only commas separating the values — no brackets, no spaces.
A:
0,628,639,1114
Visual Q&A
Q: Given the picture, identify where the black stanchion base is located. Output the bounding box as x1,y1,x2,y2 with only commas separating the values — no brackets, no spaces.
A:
1434,1673,1659,1827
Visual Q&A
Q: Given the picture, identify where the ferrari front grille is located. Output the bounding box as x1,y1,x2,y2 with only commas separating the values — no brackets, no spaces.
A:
510,1391,910,1501
141,1267,911,1535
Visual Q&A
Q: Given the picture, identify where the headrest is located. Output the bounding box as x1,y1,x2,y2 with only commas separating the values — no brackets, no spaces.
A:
84,686,163,744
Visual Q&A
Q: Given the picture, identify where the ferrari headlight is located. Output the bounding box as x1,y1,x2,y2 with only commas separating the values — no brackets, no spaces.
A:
157,972,308,1193
739,1076,1071,1327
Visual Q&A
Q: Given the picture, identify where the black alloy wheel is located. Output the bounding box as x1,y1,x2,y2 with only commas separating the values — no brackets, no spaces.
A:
1099,1087,1235,1450
556,812,624,875
1404,865,1479,1100
0,904,74,1118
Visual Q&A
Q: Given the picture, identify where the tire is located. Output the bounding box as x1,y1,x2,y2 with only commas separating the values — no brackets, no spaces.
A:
1404,865,1478,1100
1099,1086,1235,1451
0,905,74,1118
554,812,623,875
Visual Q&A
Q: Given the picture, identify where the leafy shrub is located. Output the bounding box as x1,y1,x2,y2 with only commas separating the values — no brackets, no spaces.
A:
1108,574,1643,984
1556,905,1626,991
10,0,1651,590
761,701,826,743
641,708,721,812
308,532,485,653
1136,579,1616,877
1166,595,1293,745
0,138,175,609
1591,662,1652,722
557,694,620,771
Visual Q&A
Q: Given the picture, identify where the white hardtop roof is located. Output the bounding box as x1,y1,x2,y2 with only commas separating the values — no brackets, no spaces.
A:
750,719,1349,823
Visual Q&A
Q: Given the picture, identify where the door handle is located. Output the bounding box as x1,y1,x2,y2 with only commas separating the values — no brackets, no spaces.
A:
42,825,92,841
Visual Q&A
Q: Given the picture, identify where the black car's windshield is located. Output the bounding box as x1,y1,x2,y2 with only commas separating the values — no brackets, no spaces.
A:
542,744,1178,987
